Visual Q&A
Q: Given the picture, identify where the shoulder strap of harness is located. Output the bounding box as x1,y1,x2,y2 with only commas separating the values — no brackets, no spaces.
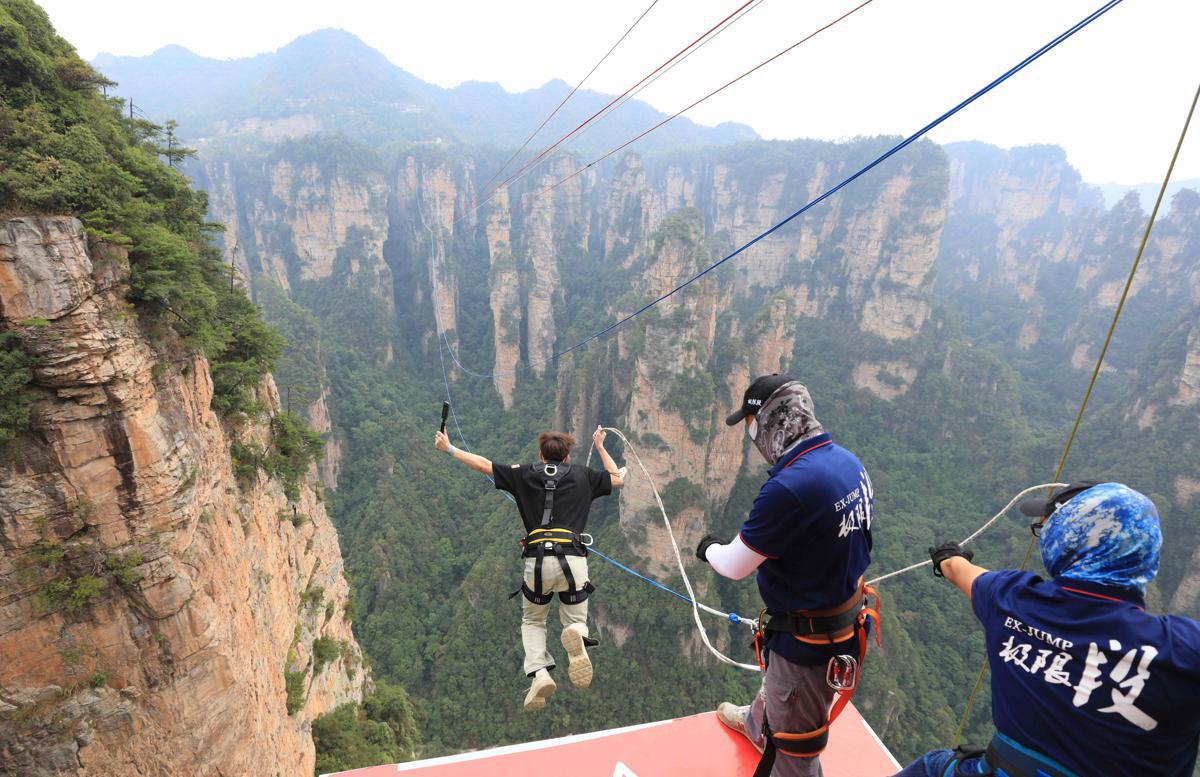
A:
532,461,571,527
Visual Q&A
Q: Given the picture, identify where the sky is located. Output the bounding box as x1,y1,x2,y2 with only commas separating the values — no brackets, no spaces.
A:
39,0,1199,185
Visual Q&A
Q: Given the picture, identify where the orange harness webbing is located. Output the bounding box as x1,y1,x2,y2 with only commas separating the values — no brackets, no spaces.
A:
752,584,881,764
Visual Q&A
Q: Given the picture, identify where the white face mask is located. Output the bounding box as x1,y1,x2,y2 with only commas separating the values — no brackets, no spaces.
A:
747,416,758,441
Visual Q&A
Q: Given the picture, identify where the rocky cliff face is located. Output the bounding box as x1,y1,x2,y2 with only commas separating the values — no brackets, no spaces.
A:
938,145,1200,424
197,138,1200,613
0,217,364,776
935,144,1200,615
202,141,949,574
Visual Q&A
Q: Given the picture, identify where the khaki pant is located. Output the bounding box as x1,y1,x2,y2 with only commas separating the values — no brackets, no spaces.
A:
521,555,589,676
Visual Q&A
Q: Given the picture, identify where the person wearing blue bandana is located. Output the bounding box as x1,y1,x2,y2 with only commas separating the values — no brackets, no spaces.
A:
895,481,1200,777
696,374,875,777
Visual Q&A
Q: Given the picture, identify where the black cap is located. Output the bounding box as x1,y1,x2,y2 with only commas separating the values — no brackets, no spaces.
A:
1019,480,1102,520
725,374,794,426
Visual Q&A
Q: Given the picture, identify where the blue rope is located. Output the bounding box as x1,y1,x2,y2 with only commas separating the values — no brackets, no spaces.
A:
436,0,1124,380
588,546,747,624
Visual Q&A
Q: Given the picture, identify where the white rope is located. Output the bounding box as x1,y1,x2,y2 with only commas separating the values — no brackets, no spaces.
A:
589,425,1068,670
587,427,761,672
865,482,1068,586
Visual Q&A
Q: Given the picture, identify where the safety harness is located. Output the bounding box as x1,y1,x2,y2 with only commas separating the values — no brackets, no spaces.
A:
751,580,881,777
508,462,596,606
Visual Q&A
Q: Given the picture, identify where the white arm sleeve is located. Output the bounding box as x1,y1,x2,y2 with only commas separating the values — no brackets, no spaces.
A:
706,534,767,580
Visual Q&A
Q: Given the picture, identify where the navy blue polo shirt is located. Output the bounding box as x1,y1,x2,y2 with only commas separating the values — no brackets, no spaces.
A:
973,570,1200,776
738,433,874,665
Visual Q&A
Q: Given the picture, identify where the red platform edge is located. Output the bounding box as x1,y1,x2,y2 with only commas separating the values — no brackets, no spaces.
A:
323,703,901,777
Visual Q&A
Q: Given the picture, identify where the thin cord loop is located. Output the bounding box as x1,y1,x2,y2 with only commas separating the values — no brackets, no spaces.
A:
587,427,761,671
866,483,1068,586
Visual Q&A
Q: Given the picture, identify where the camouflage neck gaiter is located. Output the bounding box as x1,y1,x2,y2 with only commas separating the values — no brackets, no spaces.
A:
753,381,824,466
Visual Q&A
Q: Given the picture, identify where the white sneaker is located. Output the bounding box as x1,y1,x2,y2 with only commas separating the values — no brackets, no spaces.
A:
717,702,764,753
561,623,593,688
523,669,556,711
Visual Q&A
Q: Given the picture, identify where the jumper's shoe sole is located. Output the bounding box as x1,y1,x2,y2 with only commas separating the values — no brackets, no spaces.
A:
523,671,556,711
561,624,593,688
717,702,764,753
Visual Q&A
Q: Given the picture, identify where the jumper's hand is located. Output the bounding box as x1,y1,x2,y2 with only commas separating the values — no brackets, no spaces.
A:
592,425,607,448
435,430,451,452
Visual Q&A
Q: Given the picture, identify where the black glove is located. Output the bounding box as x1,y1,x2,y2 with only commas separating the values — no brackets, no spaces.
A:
696,534,725,563
929,542,974,578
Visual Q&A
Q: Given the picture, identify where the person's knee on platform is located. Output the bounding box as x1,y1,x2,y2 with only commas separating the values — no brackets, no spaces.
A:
523,668,556,711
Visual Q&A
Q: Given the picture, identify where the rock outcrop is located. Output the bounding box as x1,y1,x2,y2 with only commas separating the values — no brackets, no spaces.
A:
199,141,951,575
0,217,363,777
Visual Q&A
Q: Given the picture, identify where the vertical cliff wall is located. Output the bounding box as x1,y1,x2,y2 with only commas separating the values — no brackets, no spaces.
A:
0,217,364,776
200,139,950,577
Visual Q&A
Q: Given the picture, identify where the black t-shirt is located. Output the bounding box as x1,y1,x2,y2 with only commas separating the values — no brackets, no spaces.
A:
492,460,612,534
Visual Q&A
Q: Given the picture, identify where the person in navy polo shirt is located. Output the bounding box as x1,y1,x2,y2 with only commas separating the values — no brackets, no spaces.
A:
896,481,1200,777
696,374,875,777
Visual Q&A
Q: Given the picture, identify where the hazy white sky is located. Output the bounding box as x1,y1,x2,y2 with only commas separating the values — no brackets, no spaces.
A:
40,0,1199,184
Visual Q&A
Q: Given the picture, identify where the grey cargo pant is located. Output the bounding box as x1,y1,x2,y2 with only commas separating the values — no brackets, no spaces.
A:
521,555,589,676
745,651,836,777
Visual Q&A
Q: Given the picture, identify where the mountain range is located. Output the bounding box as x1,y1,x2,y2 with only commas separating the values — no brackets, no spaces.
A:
93,29,757,156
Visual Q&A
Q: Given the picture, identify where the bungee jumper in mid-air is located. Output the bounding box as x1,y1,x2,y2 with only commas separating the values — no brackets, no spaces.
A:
897,482,1200,777
696,373,878,777
434,425,624,711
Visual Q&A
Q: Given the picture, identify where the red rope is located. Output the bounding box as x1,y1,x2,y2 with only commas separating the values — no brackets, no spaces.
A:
467,0,757,217
536,0,881,200
477,0,664,195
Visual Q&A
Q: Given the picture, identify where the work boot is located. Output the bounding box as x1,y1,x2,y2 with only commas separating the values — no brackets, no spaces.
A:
717,702,764,753
523,668,556,711
560,623,593,688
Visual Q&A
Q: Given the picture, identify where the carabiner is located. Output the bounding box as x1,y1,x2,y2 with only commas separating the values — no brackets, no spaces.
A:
826,654,858,691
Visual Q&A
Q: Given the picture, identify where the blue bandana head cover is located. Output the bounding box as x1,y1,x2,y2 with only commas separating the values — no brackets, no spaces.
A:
1039,482,1161,592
